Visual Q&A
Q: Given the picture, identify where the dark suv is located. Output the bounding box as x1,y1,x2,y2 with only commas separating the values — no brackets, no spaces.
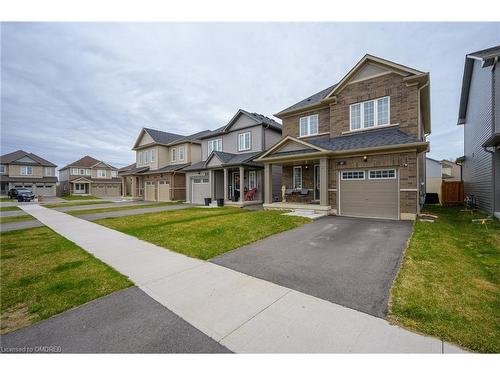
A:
8,188,35,202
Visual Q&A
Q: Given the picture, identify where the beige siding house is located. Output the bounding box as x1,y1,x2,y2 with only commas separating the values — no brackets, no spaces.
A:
0,150,58,196
183,109,283,206
120,128,211,201
256,54,431,220
59,156,120,197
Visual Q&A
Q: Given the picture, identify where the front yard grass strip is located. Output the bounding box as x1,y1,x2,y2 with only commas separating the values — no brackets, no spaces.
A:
0,215,34,224
0,197,12,202
61,195,102,201
389,205,500,353
0,206,21,212
43,200,112,208
96,207,310,260
0,227,132,334
70,201,183,216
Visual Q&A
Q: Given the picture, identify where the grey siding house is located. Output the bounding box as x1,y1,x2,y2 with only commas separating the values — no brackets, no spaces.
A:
458,45,500,217
183,109,282,206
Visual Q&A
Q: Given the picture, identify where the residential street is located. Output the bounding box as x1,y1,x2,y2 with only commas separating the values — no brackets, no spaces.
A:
11,204,466,353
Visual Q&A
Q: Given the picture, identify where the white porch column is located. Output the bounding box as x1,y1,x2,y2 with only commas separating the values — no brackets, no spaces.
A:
239,166,245,202
210,170,216,200
223,168,228,201
320,157,329,206
264,163,272,204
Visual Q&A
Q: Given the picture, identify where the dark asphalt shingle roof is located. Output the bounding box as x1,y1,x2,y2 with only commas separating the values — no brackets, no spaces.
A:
468,45,500,60
0,150,57,167
143,128,185,145
277,84,337,115
147,163,191,173
61,156,117,171
182,151,262,171
120,166,150,175
0,176,58,183
307,127,421,152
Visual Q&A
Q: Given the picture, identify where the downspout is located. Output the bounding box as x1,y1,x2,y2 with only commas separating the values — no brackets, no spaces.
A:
418,80,430,211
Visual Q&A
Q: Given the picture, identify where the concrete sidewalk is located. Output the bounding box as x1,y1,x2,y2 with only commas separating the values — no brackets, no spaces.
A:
19,204,467,353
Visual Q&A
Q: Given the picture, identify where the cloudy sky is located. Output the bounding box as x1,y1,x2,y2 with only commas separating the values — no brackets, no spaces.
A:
1,22,499,169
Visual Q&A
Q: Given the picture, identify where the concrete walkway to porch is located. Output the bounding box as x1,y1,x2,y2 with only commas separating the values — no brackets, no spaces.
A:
18,204,466,353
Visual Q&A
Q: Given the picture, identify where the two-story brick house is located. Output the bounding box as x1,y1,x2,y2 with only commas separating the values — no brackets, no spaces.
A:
120,128,212,201
59,156,121,197
256,54,431,220
0,150,58,196
183,109,283,206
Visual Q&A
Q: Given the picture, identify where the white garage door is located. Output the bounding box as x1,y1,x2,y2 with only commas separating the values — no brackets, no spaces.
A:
191,177,209,205
339,169,399,220
158,180,170,201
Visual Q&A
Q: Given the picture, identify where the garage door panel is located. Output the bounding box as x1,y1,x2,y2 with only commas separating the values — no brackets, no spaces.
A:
340,170,398,219
191,178,209,205
144,182,156,201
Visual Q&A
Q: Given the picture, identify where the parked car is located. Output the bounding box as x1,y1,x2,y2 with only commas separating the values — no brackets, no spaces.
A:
7,188,22,199
13,189,35,202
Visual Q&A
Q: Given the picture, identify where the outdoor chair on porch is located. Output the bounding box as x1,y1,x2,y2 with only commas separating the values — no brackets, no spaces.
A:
245,188,257,201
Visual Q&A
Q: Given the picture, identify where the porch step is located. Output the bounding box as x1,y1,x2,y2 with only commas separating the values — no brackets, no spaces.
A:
283,209,327,220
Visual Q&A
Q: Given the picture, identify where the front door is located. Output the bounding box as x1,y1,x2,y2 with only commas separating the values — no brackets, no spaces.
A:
314,165,320,200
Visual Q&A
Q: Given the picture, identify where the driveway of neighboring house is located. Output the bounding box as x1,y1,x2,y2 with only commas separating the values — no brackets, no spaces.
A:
0,287,230,353
211,216,413,318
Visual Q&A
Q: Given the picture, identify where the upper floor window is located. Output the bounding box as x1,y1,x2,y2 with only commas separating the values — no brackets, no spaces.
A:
138,151,143,165
208,139,222,154
111,170,117,178
178,145,185,161
238,132,251,151
0,165,5,174
350,96,390,131
21,166,33,175
45,167,53,176
171,148,177,161
151,149,156,162
97,169,106,178
299,114,318,137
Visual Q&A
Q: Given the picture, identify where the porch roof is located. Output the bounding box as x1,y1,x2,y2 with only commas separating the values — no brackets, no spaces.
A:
182,151,263,171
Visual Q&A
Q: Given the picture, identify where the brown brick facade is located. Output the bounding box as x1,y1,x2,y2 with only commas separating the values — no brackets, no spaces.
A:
143,172,186,201
282,164,316,203
281,73,421,140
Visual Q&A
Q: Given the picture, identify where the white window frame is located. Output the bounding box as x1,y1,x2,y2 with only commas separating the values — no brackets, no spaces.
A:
171,148,177,161
368,169,396,180
293,166,302,189
138,151,143,165
97,169,106,178
299,114,319,137
86,169,91,176
111,170,117,178
349,96,390,131
71,168,78,175
341,170,365,180
79,168,86,175
21,166,33,175
249,171,257,190
238,132,251,151
0,165,5,174
45,167,52,176
178,145,185,161
207,138,222,154
151,149,156,162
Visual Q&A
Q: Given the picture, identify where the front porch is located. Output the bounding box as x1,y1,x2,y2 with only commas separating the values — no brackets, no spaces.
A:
262,157,332,214
71,178,91,195
209,166,263,207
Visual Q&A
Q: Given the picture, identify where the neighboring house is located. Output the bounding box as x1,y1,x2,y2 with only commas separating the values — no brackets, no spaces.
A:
118,162,136,197
119,128,212,201
425,157,462,203
458,45,500,218
256,54,431,220
59,156,120,197
182,109,282,206
0,150,58,196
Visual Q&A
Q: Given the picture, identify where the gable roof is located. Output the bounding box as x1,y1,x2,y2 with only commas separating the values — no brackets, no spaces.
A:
118,162,136,172
275,54,426,118
198,109,282,139
133,127,212,149
182,151,262,171
458,45,500,125
61,156,117,170
0,150,57,167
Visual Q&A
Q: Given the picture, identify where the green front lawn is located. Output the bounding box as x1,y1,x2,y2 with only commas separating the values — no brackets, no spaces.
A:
61,195,102,201
70,201,183,216
43,200,112,208
0,206,21,212
0,197,12,202
0,227,132,334
96,207,309,260
0,215,34,224
389,205,500,353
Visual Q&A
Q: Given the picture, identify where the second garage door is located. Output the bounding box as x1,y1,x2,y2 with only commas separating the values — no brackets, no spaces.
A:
339,169,399,220
144,181,156,201
191,177,209,205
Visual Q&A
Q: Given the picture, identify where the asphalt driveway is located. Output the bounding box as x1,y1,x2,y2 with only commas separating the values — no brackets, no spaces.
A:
211,216,413,318
0,287,230,353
